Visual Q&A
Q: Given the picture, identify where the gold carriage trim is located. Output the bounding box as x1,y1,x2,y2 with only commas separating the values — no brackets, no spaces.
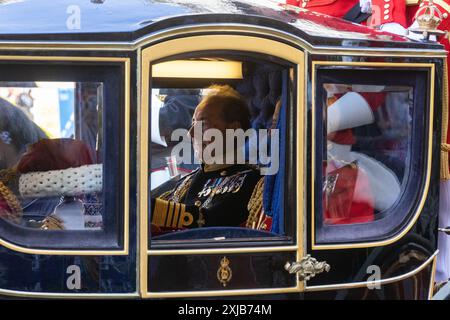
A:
442,58,450,180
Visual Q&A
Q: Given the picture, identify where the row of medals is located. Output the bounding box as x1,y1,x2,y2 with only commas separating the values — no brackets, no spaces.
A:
197,174,247,203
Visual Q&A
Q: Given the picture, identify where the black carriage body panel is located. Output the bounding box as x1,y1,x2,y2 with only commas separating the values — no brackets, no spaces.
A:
304,259,435,300
148,252,296,292
169,258,435,300
0,49,138,295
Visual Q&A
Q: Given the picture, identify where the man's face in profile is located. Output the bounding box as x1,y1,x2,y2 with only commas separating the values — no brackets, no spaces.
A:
188,102,240,163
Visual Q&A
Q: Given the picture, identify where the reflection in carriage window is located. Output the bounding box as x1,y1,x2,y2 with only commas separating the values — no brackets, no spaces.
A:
0,82,103,230
149,56,290,241
323,84,412,225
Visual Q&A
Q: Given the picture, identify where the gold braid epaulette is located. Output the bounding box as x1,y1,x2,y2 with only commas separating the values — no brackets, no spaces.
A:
246,177,264,229
158,173,195,202
0,180,22,223
158,190,173,201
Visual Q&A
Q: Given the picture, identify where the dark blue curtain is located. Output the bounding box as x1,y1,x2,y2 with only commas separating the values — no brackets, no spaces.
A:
263,71,287,235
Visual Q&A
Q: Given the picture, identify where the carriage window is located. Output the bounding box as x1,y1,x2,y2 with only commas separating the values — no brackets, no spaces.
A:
322,84,412,226
0,81,103,231
149,56,293,244
314,68,431,245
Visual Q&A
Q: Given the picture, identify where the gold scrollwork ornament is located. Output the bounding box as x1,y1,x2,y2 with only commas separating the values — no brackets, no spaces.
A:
285,255,331,281
217,256,232,287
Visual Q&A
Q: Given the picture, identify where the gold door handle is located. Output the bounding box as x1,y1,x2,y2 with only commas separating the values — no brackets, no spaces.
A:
284,254,331,281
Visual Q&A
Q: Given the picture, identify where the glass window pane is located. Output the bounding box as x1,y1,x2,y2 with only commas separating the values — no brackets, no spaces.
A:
323,84,412,225
149,55,291,243
0,81,103,231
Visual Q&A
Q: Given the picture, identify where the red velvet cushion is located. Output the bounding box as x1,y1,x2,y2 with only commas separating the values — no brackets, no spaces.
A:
17,138,95,173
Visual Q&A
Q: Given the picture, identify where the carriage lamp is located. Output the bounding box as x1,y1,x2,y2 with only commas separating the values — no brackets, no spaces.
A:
152,60,243,79
410,0,447,41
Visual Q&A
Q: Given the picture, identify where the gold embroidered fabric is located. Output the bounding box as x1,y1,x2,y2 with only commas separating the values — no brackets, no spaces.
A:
40,215,65,230
246,177,264,229
0,168,20,194
159,174,194,203
0,180,22,223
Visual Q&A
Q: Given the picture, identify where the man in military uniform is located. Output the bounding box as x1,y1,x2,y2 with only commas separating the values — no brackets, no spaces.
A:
285,0,408,33
151,85,263,234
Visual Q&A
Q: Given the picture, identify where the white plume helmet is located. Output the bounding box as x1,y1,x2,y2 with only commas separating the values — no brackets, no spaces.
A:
327,91,375,134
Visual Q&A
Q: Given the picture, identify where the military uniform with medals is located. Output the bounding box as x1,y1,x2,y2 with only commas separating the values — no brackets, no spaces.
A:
151,164,262,234
285,0,407,27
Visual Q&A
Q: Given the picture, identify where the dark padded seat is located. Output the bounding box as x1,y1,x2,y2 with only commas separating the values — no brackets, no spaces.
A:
236,65,282,130
153,226,279,240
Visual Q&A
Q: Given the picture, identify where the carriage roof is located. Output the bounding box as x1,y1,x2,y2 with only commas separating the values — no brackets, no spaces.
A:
0,0,442,50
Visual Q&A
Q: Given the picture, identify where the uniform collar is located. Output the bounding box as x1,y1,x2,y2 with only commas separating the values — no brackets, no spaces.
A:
202,163,235,173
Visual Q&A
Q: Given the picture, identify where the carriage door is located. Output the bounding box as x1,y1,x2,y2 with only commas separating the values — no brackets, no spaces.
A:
0,56,135,297
306,61,438,298
140,34,307,298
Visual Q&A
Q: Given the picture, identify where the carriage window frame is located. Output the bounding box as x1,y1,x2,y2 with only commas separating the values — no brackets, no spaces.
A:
0,58,129,253
147,50,297,249
312,64,433,247
140,33,307,299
